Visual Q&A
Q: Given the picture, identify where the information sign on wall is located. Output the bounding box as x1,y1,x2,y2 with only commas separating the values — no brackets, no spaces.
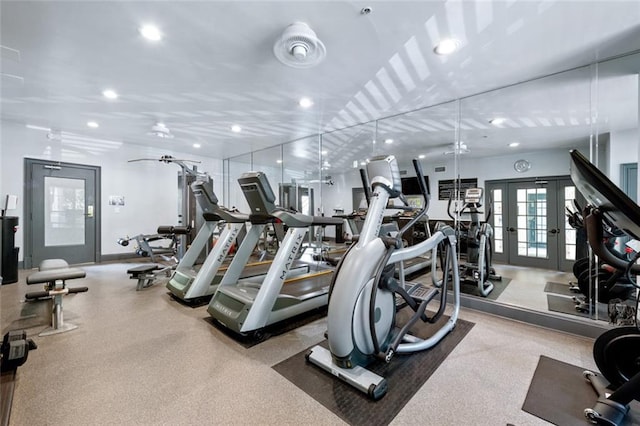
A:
438,178,478,200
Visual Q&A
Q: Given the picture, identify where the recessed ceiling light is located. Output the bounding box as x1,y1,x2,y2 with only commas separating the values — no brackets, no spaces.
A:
360,161,366,166
490,117,506,126
384,139,394,144
193,143,201,148
276,159,283,164
434,38,460,55
139,24,162,41
321,150,328,155
102,89,118,99
418,154,425,159
299,97,314,108
509,142,520,147
231,124,242,133
87,121,99,128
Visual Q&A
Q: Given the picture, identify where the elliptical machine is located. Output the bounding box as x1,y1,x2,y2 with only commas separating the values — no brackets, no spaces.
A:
445,187,501,297
306,155,460,400
569,149,640,425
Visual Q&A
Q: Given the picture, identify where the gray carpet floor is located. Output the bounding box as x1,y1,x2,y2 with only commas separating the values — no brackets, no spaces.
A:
0,262,597,425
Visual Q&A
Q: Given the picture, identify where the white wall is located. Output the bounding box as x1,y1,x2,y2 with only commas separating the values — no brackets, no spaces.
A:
0,121,223,261
608,129,639,187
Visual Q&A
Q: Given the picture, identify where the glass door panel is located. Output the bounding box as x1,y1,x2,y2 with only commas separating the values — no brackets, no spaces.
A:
44,176,86,246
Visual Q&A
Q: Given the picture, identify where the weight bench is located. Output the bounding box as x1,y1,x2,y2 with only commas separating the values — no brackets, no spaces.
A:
25,259,88,336
126,264,170,291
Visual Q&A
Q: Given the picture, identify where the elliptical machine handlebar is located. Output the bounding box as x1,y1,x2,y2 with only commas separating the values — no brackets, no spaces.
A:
397,159,430,239
359,168,372,208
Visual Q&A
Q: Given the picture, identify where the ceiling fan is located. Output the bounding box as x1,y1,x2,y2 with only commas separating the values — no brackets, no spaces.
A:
443,141,470,155
147,122,174,139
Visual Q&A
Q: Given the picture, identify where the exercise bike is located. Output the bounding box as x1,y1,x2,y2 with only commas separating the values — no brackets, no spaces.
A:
569,149,640,425
444,187,501,297
306,155,460,400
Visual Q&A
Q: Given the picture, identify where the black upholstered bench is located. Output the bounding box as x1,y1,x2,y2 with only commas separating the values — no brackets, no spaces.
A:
25,259,88,336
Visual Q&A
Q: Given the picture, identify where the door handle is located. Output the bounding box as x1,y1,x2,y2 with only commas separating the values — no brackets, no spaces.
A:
548,228,559,235
507,227,516,232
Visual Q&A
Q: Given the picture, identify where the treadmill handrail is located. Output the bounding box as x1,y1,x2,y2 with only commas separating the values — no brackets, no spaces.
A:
272,208,343,228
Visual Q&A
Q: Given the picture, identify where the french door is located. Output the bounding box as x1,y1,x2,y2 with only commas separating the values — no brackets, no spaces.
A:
25,159,100,267
487,177,583,271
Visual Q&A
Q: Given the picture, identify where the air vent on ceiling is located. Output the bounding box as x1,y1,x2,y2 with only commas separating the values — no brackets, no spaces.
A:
273,22,326,69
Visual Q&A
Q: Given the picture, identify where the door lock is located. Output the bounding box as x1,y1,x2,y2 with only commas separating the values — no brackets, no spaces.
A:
548,228,560,235
507,227,516,232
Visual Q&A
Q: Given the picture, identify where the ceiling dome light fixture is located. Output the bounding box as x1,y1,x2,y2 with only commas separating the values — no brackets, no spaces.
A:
231,124,242,133
193,143,201,148
274,22,326,69
418,154,425,159
434,38,460,55
490,117,506,126
102,89,118,99
509,142,520,147
87,121,99,128
384,139,394,144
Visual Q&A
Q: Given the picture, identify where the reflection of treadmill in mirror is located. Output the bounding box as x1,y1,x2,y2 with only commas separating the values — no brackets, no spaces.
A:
166,180,303,303
207,171,343,336
569,149,640,426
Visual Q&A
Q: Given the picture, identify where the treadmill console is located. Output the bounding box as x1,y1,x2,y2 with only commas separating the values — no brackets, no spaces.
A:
366,155,402,196
570,149,640,239
191,179,218,214
464,188,483,205
238,172,277,217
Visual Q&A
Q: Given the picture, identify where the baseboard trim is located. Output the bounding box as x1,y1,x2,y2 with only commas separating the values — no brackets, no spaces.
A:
100,253,140,262
458,293,609,339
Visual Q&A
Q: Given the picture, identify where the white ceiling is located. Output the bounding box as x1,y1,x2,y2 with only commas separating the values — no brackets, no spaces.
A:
2,1,640,168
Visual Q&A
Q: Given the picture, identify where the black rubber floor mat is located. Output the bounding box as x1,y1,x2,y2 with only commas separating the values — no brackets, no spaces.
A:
544,281,575,297
547,294,608,319
522,355,640,425
205,305,328,348
273,316,474,426
460,277,510,300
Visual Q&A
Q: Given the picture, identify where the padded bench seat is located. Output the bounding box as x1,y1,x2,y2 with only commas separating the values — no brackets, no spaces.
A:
24,259,88,336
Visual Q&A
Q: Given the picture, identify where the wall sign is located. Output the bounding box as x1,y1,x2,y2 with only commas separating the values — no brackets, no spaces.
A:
438,178,478,200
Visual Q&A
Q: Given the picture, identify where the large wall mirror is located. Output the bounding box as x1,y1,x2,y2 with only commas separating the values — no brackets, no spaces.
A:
457,65,594,317
222,51,640,333
320,122,376,241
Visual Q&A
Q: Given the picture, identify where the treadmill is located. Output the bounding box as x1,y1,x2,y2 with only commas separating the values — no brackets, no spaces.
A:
207,171,343,336
166,180,307,302
167,179,249,301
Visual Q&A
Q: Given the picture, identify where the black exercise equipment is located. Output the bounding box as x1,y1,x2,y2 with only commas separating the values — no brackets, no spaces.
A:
1,330,36,426
445,187,501,297
0,216,19,284
25,259,88,336
569,148,640,425
1,330,36,373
